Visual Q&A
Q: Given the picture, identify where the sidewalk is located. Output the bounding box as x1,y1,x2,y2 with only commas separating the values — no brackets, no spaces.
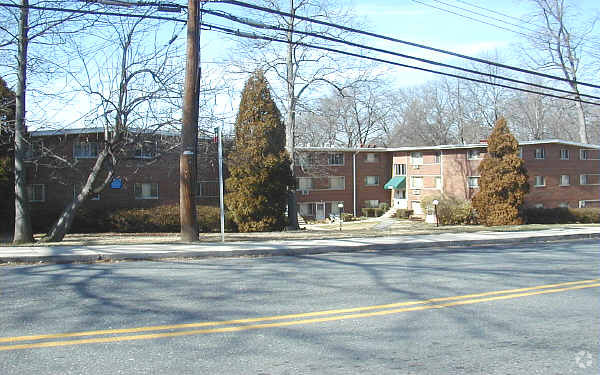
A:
1,226,598,264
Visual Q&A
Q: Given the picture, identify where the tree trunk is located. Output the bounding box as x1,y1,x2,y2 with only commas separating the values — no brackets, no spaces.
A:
285,0,299,230
42,148,112,242
574,95,588,144
13,0,33,244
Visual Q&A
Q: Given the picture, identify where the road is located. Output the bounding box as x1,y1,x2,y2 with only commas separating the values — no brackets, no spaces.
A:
1,239,599,374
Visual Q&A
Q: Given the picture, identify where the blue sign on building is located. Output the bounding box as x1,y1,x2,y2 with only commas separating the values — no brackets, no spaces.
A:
110,178,122,189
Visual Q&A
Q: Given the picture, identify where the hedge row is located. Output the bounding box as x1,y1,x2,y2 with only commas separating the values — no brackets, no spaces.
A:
32,205,236,234
523,208,600,224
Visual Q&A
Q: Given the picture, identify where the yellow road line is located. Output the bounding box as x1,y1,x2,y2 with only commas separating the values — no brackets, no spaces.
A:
0,280,598,351
0,278,597,344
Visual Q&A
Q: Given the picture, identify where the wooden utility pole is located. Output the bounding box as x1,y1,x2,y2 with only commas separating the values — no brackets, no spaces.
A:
180,0,201,241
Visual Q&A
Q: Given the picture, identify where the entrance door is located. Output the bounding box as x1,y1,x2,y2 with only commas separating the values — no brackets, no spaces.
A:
393,190,408,209
316,203,326,220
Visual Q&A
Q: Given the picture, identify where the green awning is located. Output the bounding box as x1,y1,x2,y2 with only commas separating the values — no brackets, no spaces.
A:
384,176,406,190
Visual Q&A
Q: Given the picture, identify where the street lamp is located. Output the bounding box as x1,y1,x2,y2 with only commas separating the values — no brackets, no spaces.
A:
432,199,439,227
338,202,344,231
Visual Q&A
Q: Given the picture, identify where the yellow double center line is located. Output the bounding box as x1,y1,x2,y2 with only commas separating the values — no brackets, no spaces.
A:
1,279,598,351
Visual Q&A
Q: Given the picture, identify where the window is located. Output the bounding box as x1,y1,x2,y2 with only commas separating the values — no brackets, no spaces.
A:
394,164,406,176
434,176,442,189
534,203,544,209
328,153,344,166
299,203,315,216
410,152,423,165
134,183,158,199
468,176,480,188
197,181,218,197
560,149,570,160
434,152,441,164
73,142,99,158
534,176,546,187
24,141,43,161
579,149,598,160
364,200,379,208
297,177,312,191
297,153,316,167
73,184,100,200
559,175,570,186
467,149,482,160
365,153,378,163
27,184,45,202
410,176,424,188
580,174,599,185
364,176,380,186
534,147,545,159
328,176,345,190
135,141,157,159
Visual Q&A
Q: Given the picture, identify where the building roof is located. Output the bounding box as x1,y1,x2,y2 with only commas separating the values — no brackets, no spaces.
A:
297,139,600,152
29,127,180,137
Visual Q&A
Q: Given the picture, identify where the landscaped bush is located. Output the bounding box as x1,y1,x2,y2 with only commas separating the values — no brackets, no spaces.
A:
373,208,384,217
394,209,413,219
524,207,600,224
341,213,358,222
378,202,390,212
421,194,476,225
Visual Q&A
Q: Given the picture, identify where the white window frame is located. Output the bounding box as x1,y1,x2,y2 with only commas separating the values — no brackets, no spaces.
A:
364,199,379,208
534,176,546,187
394,164,406,176
580,174,599,185
364,175,380,186
434,152,441,164
434,176,442,189
580,149,590,160
328,153,344,166
560,149,569,160
410,176,424,189
73,142,99,159
135,141,157,159
467,149,482,160
534,147,545,160
559,175,570,186
134,183,159,200
297,177,313,191
410,152,423,165
27,184,46,202
468,176,480,188
365,153,378,163
328,176,345,190
197,180,218,197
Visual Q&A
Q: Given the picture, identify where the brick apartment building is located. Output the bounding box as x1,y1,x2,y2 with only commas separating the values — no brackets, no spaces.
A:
23,128,600,221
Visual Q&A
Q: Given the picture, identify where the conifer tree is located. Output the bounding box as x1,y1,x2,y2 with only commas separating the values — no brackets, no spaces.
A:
472,117,529,226
226,71,294,232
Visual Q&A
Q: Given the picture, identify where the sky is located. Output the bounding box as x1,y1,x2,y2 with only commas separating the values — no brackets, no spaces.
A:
5,0,598,130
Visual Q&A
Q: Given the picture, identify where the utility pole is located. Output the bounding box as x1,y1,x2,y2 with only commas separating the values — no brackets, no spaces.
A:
180,0,201,241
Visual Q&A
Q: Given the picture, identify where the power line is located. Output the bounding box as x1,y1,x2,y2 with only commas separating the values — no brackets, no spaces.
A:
202,9,600,101
0,2,186,22
217,0,600,90
200,21,600,107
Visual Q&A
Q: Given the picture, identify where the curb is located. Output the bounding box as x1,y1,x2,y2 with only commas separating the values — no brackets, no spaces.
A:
1,232,598,264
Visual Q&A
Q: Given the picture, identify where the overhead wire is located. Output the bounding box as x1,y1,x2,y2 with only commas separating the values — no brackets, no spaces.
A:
216,0,600,90
201,8,600,101
199,21,600,107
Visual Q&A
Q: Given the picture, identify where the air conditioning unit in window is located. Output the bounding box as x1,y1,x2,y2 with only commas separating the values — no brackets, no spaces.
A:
413,189,421,195
412,164,420,169
301,190,310,195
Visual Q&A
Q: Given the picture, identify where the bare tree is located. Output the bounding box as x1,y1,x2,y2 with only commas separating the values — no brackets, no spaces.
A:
39,14,185,242
522,0,597,143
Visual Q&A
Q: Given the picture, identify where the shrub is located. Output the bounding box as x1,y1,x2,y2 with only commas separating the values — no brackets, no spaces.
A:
524,207,600,224
341,213,357,222
379,202,390,211
394,209,413,219
421,194,475,225
373,208,384,217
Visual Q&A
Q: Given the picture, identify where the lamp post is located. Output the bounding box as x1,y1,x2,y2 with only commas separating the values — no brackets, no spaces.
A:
432,199,439,227
338,202,344,231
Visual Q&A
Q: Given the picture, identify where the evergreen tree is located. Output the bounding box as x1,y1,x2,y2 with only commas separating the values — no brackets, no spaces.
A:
0,76,15,234
226,71,294,232
472,117,529,226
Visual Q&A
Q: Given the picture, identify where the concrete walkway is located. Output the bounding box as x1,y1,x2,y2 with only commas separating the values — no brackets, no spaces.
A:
1,226,598,264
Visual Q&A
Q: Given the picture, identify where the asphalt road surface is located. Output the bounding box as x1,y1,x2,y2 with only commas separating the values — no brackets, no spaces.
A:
1,239,599,374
